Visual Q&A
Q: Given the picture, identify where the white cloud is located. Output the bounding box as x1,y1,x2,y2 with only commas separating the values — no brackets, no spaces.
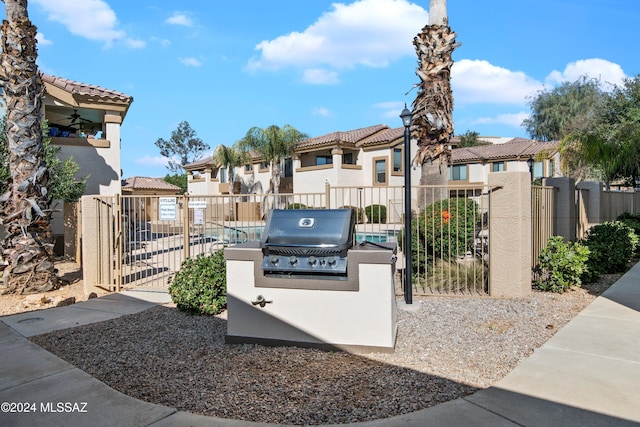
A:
125,38,146,49
135,155,171,167
302,69,339,85
166,13,193,27
246,0,428,79
452,59,544,105
312,107,332,117
179,57,202,67
36,32,53,46
31,0,134,47
472,112,530,128
545,58,626,88
373,101,405,119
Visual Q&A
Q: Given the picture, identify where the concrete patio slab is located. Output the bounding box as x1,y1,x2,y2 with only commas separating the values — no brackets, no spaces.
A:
0,337,73,391
0,368,176,427
490,346,640,423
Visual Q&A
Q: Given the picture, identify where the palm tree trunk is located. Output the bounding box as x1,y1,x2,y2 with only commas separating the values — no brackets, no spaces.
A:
412,0,460,209
0,0,58,293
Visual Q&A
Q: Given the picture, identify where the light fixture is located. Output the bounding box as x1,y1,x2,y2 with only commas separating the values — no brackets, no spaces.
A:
400,104,413,304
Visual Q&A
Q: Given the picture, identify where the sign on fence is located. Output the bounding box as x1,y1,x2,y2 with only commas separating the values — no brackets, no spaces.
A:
159,197,177,220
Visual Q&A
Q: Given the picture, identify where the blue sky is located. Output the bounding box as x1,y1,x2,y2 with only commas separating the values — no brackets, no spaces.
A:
7,0,640,178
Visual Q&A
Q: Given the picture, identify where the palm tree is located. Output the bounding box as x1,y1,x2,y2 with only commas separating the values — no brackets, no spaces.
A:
213,143,249,219
411,0,460,208
0,0,59,293
237,125,307,208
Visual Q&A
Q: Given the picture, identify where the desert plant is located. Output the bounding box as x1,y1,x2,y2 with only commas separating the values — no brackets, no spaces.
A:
417,259,487,294
534,236,590,293
364,204,387,224
168,250,227,315
582,221,635,275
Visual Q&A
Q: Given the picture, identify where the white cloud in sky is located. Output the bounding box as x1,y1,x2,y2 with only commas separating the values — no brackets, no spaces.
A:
546,58,626,87
179,57,202,67
302,69,339,85
472,112,530,128
247,0,428,82
36,32,53,46
312,107,332,117
373,101,405,119
135,155,171,167
166,13,193,27
31,0,142,48
452,59,544,105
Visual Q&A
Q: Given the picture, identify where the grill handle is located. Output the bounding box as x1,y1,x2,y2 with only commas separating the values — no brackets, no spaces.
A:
263,243,339,249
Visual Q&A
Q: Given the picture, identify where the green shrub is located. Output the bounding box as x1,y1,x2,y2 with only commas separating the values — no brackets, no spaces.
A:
400,198,479,268
582,221,634,275
534,236,590,293
365,204,387,224
286,203,308,209
617,212,640,255
168,250,227,315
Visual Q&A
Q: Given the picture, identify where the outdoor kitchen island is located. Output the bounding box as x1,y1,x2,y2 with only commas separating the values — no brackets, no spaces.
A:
224,209,398,353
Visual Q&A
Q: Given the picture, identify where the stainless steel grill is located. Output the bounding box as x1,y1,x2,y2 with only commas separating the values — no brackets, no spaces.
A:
260,209,355,278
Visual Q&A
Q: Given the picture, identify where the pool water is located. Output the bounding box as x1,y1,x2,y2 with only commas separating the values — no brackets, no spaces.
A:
355,231,398,243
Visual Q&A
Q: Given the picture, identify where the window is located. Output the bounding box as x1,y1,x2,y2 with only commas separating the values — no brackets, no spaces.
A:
219,168,227,183
284,158,293,177
534,161,543,179
492,161,505,172
549,159,554,177
259,162,269,172
374,158,387,184
393,148,403,173
343,152,354,165
448,165,467,181
316,155,333,166
244,164,253,173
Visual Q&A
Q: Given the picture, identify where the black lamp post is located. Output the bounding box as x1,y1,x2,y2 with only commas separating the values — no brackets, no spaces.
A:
526,156,534,182
400,104,413,304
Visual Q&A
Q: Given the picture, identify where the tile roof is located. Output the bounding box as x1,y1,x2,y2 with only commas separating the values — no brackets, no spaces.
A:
295,124,388,150
122,176,180,191
357,127,405,147
452,138,559,163
41,73,133,104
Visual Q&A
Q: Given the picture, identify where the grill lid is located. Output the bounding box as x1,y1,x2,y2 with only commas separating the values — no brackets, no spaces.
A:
261,208,355,254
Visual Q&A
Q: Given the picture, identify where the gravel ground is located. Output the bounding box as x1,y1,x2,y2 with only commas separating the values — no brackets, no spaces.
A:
28,275,619,426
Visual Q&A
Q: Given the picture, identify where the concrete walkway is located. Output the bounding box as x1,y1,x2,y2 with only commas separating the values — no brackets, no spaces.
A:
1,264,640,426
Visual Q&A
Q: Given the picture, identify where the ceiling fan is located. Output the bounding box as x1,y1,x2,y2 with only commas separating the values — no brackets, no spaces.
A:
66,109,93,128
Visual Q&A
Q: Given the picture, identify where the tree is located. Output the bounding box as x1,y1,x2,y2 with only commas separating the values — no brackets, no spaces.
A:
411,0,460,208
457,130,490,147
237,125,307,207
162,173,187,194
0,0,59,293
155,121,210,174
523,77,604,142
560,74,640,188
212,143,249,218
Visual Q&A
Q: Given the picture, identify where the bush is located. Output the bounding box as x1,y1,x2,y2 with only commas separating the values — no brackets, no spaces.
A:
365,204,387,224
617,212,640,255
168,250,227,315
286,203,308,209
581,221,635,275
400,198,479,268
534,236,590,293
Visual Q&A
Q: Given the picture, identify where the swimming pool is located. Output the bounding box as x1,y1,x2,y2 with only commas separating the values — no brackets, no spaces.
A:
355,230,399,243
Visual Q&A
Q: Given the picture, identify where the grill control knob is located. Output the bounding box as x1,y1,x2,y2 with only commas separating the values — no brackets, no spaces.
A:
308,256,317,266
270,256,279,266
327,256,336,267
289,256,298,266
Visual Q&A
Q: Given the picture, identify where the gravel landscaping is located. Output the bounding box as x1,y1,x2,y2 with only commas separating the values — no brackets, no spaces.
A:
28,275,618,426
